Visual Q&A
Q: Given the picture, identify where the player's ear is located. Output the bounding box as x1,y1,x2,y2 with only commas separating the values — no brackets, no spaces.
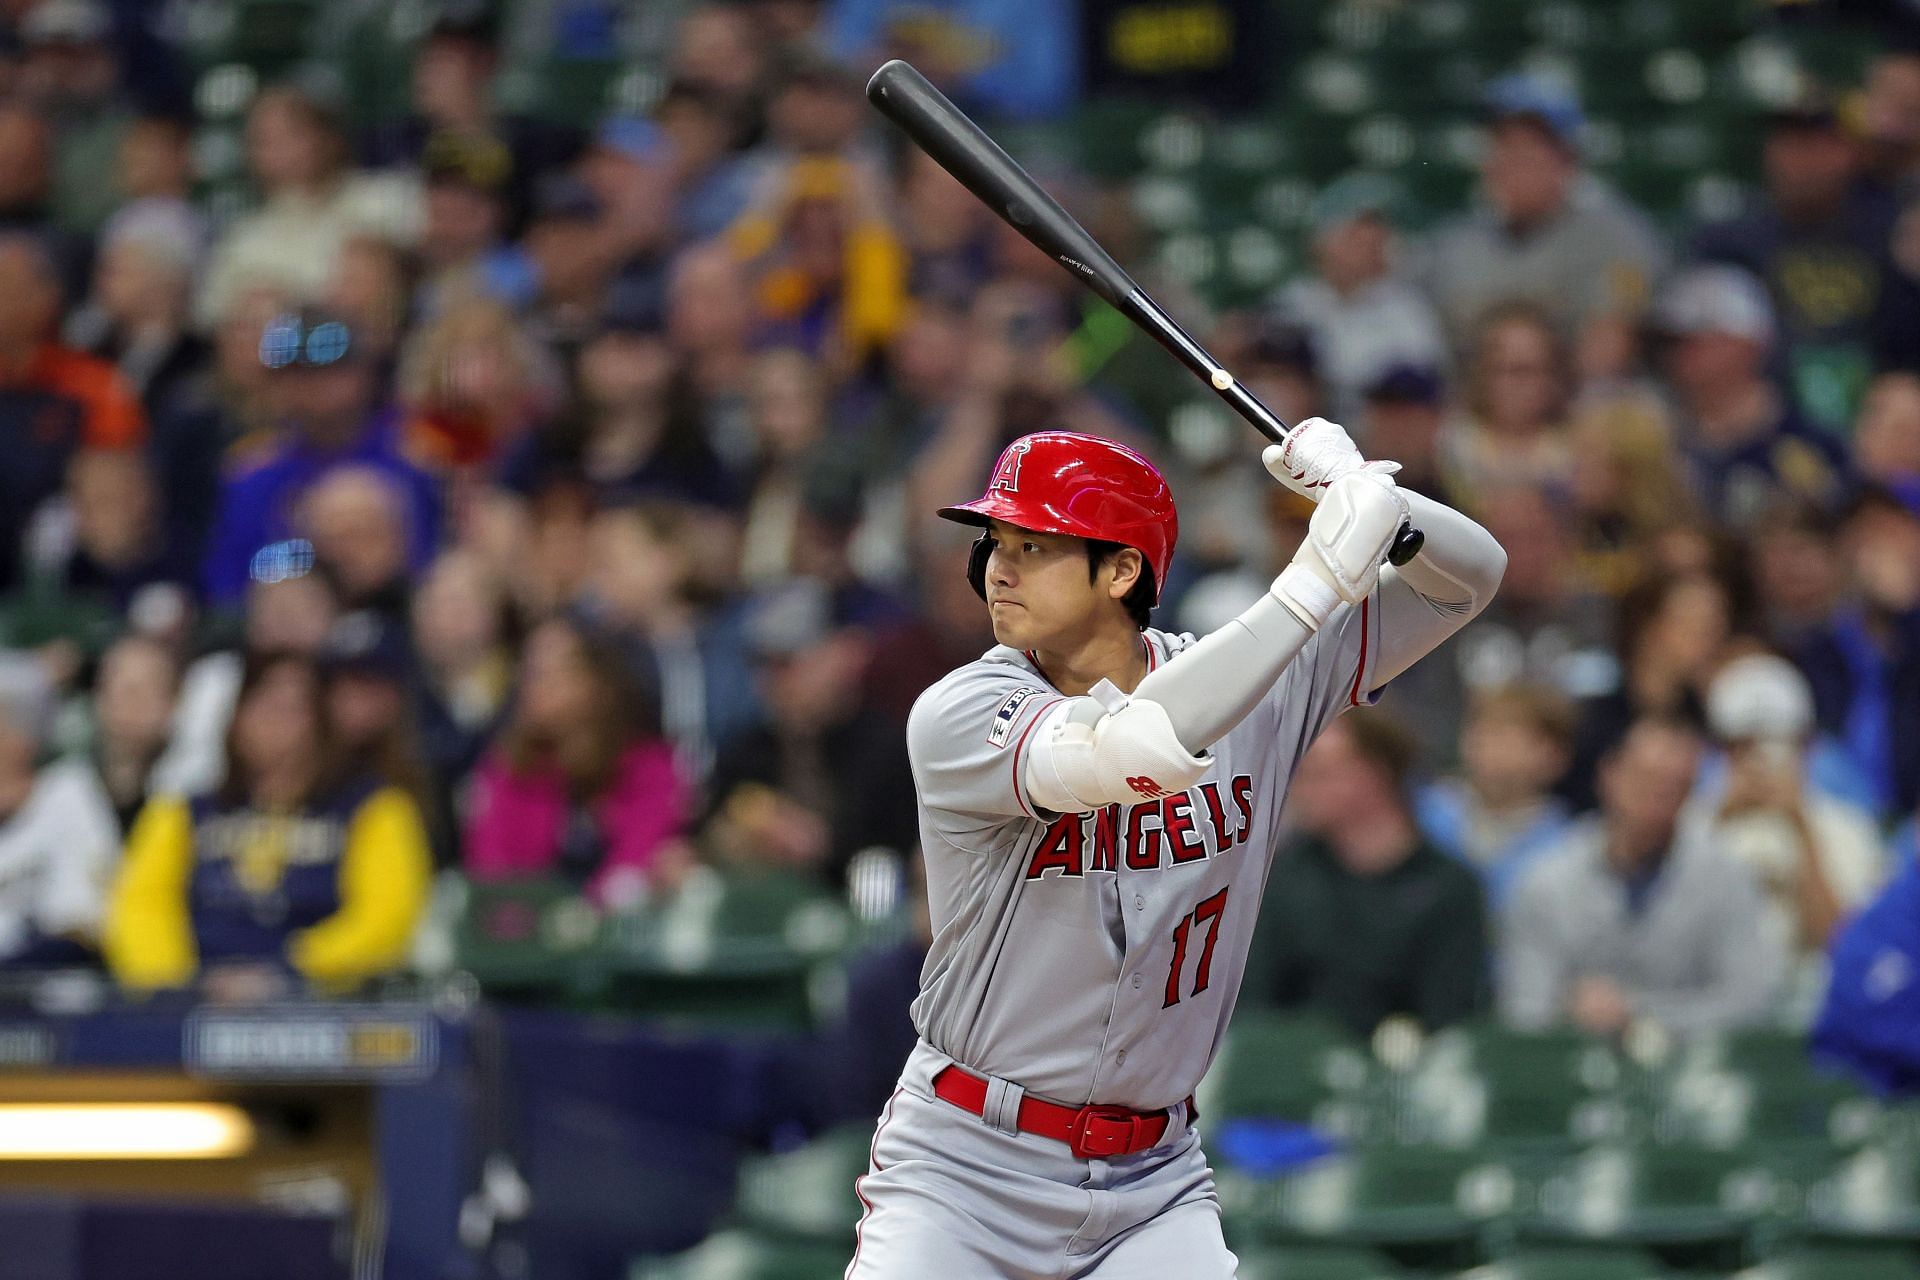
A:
1106,548,1143,601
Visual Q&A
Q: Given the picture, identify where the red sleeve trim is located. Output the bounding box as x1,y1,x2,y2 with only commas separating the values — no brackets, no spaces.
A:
1010,695,1066,820
1348,595,1373,708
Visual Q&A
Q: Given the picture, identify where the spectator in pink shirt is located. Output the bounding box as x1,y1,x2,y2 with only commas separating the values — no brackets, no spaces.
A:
464,616,690,907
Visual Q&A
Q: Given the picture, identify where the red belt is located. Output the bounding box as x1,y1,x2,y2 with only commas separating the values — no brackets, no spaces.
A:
931,1064,1191,1159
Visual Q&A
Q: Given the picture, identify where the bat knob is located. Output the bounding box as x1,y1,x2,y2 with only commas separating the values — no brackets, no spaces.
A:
1387,523,1424,567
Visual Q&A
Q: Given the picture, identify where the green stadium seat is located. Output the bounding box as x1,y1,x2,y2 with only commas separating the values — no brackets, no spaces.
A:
182,0,319,74
454,877,599,1000
732,1125,873,1244
577,870,849,1027
1652,1036,1879,1150
1235,1242,1405,1279
1733,1248,1920,1280
1065,101,1164,180
1793,1143,1920,1247
1676,1029,1825,1080
1518,1145,1775,1271
1458,1248,1671,1280
497,57,624,129
595,953,818,1029
1198,1011,1375,1126
1429,1024,1635,1093
1224,1147,1514,1270
1401,1024,1639,1154
630,1229,849,1280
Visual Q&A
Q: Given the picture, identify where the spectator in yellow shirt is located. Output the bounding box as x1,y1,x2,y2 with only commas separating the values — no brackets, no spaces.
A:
104,651,431,1000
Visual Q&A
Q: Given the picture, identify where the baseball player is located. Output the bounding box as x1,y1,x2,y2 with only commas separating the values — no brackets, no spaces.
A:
847,421,1507,1279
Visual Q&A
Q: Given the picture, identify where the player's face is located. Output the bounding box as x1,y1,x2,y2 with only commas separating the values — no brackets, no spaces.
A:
980,520,1114,650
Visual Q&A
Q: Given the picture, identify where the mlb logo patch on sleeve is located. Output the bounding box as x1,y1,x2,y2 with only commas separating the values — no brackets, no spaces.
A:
987,687,1042,748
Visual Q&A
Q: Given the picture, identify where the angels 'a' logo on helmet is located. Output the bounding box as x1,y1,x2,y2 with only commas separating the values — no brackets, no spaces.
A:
988,440,1032,494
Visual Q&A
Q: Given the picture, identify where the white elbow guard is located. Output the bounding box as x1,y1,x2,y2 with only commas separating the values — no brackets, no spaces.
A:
1025,681,1211,813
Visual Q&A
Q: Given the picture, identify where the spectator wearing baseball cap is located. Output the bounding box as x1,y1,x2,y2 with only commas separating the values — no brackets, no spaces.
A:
496,276,737,511
1682,653,1886,1019
17,0,135,238
1272,173,1448,424
655,78,757,241
358,2,585,230
319,609,441,857
1655,264,1848,528
415,129,536,313
1360,362,1447,497
1237,317,1326,429
1421,73,1665,363
200,308,441,607
1690,85,1907,433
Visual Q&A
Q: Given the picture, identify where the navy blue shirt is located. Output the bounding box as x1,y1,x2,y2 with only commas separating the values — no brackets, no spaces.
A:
1692,184,1903,430
200,408,442,606
1680,398,1849,528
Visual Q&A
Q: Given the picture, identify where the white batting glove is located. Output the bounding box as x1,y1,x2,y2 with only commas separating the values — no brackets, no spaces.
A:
1272,468,1410,629
1262,417,1399,502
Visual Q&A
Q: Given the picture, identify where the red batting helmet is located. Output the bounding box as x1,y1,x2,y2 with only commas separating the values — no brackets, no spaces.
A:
938,431,1178,604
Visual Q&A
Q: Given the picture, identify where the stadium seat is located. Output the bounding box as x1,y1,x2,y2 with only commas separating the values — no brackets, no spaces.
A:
630,1229,850,1280
731,1125,873,1245
1733,1248,1920,1280
1235,1243,1406,1279
1517,1145,1775,1271
1458,1248,1671,1279
1653,1033,1879,1150
455,877,599,1000
179,0,319,74
1225,1146,1514,1270
1198,1011,1375,1125
1401,1023,1639,1154
1423,1024,1628,1094
1792,1142,1920,1246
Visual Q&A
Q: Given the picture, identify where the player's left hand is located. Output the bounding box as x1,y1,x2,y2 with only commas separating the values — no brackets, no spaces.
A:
1262,417,1399,502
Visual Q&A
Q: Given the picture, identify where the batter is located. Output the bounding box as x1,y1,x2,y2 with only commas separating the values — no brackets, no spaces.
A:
849,422,1506,1278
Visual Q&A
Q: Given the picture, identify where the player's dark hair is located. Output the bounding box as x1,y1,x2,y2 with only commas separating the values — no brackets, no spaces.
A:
1086,539,1154,630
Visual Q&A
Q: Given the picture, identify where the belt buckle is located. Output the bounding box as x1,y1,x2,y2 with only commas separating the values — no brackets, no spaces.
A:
1068,1104,1145,1158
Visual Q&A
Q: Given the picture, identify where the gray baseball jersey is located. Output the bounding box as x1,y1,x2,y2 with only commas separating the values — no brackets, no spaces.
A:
903,593,1384,1113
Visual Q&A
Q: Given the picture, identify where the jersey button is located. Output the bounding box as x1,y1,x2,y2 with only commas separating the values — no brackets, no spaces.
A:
1133,895,1145,910
1116,1050,1128,1066
1131,973,1143,990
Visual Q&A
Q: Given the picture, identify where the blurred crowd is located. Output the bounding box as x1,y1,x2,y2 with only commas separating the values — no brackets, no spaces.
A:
0,0,1915,1069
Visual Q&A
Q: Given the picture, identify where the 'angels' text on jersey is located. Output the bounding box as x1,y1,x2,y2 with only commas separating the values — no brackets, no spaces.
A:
1023,777,1255,880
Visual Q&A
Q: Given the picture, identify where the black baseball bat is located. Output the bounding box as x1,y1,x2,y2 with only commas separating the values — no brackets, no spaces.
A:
866,59,1423,566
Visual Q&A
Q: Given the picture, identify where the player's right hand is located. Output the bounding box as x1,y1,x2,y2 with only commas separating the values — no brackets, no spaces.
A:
1272,468,1409,627
1262,417,1399,503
